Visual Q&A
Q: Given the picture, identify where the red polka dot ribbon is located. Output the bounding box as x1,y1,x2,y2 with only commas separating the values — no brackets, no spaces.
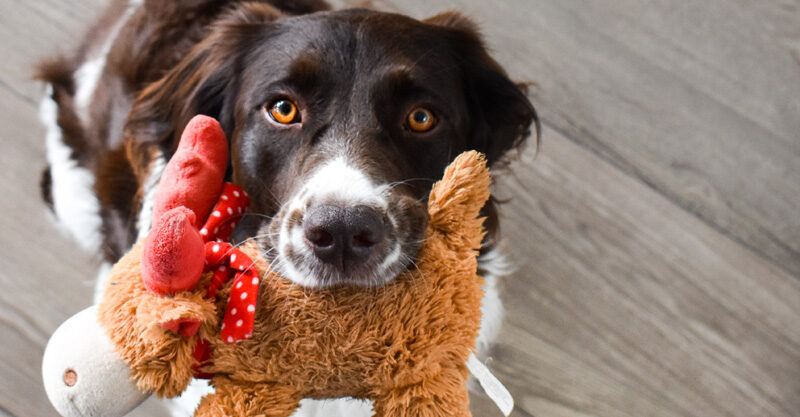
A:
203,242,259,343
197,183,259,344
200,183,248,244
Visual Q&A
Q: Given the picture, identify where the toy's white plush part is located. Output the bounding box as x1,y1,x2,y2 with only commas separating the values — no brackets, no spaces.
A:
42,306,149,417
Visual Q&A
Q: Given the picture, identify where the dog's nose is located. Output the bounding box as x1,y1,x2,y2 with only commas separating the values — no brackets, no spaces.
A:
304,205,385,270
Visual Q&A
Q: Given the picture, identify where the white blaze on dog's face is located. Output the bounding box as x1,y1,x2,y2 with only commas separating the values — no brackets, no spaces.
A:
269,155,409,287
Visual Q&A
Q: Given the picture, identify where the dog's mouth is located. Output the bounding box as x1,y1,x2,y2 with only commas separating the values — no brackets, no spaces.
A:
255,158,428,288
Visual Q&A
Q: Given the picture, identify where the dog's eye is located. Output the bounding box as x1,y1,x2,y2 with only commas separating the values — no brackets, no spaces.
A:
406,107,436,132
268,100,300,124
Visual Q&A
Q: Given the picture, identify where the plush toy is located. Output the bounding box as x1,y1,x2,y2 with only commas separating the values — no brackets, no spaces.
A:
42,305,150,417
43,115,508,417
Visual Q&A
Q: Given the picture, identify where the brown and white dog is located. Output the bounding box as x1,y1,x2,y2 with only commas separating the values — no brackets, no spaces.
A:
37,0,537,415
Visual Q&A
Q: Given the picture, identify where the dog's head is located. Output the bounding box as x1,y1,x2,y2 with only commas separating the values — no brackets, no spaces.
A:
125,5,538,288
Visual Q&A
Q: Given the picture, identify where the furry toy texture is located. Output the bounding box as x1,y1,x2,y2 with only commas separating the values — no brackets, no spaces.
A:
97,150,491,417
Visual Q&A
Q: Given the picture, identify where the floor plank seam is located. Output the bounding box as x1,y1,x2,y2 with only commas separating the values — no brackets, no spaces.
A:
0,80,36,107
0,403,18,417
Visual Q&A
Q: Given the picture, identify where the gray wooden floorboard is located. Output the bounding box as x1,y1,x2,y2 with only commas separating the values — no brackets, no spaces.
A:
0,1,798,416
490,128,800,417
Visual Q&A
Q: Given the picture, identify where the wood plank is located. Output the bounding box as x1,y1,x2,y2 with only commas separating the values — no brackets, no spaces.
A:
0,0,106,104
0,84,95,417
481,128,800,417
388,0,800,277
0,72,170,417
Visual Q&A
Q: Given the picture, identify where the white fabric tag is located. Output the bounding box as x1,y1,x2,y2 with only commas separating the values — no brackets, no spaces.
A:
466,353,514,416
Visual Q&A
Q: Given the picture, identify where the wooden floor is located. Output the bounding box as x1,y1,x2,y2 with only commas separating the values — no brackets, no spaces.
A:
1,1,798,416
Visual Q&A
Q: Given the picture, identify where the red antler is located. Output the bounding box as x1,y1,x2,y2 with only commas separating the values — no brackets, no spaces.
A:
142,116,229,295
151,116,228,225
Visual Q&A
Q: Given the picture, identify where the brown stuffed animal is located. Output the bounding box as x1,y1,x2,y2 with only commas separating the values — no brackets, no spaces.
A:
97,150,491,417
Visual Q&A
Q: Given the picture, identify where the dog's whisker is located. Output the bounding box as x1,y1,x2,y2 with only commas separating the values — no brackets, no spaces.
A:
239,212,276,221
246,231,281,241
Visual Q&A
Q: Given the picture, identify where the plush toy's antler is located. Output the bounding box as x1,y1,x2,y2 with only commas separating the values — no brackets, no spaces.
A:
151,116,228,225
140,115,258,346
142,116,228,295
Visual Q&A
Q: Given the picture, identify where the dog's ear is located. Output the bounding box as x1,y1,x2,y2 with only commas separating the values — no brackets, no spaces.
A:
424,11,539,167
424,12,539,251
124,4,283,176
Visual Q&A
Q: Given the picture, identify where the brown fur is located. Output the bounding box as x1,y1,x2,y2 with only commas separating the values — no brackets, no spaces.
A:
37,1,537,267
97,151,490,416
35,1,334,262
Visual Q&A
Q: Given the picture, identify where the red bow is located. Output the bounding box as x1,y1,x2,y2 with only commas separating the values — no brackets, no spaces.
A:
197,183,259,344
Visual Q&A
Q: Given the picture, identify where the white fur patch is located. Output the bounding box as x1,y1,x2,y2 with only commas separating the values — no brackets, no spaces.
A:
276,157,394,286
291,399,373,417
276,224,319,287
93,262,113,304
40,86,104,254
73,57,106,124
164,379,215,417
136,152,166,241
74,0,140,124
293,157,388,211
475,246,512,356
477,273,504,355
378,240,402,274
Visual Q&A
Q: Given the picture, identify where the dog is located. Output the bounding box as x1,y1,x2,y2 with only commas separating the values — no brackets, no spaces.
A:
37,1,538,415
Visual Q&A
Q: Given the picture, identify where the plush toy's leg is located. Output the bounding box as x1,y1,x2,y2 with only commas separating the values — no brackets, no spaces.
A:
194,377,300,417
372,368,471,417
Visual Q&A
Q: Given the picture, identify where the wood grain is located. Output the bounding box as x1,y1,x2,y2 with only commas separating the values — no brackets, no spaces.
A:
0,0,798,416
487,128,800,417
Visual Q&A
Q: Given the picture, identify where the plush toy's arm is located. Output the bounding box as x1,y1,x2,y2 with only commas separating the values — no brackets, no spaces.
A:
129,293,216,397
194,378,301,417
372,366,471,417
